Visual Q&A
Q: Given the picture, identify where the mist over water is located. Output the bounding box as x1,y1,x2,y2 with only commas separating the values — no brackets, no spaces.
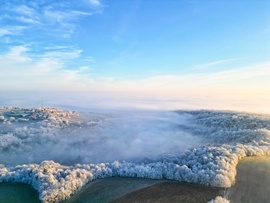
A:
1,91,268,166
0,109,204,166
71,111,203,163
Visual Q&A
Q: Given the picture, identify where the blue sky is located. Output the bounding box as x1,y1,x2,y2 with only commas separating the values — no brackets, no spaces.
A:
0,0,270,100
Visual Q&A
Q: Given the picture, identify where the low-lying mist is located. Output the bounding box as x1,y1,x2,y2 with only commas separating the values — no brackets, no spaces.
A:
1,91,270,114
0,110,204,166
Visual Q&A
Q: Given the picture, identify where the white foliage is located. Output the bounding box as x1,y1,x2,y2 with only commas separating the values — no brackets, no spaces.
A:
0,108,270,202
0,133,22,150
208,196,230,203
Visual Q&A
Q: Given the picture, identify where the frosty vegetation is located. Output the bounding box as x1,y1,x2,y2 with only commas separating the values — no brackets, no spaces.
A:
0,107,80,165
0,107,270,202
208,196,230,203
0,107,202,165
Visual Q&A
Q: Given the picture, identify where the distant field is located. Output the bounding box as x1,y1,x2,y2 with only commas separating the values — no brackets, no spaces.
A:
111,181,223,203
63,178,223,203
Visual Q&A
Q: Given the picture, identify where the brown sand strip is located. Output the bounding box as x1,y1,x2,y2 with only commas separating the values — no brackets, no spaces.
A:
111,181,223,203
226,156,270,203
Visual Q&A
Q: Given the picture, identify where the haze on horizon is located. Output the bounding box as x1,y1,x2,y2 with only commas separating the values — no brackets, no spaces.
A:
0,0,270,113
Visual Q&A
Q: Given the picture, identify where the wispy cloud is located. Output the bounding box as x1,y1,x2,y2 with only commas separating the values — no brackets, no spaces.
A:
43,9,92,24
0,26,26,38
43,49,83,61
0,29,12,38
135,62,270,95
13,5,36,18
201,61,270,84
2,46,31,62
86,0,102,7
44,46,70,50
194,58,243,70
0,46,93,91
16,16,40,24
84,56,96,63
0,1,102,39
42,8,93,37
9,5,40,24
0,45,269,97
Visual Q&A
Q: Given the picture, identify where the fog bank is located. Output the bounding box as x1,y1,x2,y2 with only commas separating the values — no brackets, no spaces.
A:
0,107,203,166
1,91,270,114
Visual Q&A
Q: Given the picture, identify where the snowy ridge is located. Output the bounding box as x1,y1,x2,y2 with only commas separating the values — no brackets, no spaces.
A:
0,109,270,202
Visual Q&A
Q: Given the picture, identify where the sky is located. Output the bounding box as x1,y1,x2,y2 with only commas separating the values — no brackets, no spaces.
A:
0,0,270,112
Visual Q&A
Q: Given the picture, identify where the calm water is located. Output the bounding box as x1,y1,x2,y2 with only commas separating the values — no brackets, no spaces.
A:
0,183,40,203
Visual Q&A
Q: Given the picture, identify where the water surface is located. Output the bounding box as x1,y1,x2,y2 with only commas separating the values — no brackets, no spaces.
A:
0,183,40,203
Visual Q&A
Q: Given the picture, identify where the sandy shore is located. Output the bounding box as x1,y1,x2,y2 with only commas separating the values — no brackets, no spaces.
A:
226,156,270,203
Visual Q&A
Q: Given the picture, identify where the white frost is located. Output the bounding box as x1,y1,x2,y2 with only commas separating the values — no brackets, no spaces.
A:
0,108,270,202
208,196,230,203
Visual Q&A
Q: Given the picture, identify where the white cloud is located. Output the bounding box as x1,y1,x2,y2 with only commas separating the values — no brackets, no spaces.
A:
84,56,96,63
1,1,101,39
87,0,102,7
0,29,11,37
13,5,36,18
78,66,90,71
41,7,94,37
197,61,270,88
135,61,270,94
43,49,83,61
1,45,269,99
0,46,92,91
43,9,91,24
9,5,40,24
70,10,93,16
2,46,31,62
194,58,243,70
44,46,70,50
0,26,26,38
16,16,40,24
